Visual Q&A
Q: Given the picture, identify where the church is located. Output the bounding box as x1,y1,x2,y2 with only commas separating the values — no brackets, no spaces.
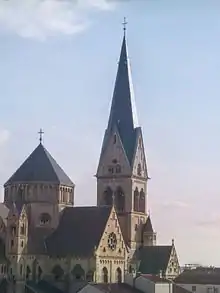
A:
0,26,180,293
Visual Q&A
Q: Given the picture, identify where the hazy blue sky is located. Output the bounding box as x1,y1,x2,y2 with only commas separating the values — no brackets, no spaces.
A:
0,0,220,266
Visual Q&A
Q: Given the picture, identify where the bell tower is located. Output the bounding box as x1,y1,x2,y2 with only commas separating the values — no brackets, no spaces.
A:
96,21,150,252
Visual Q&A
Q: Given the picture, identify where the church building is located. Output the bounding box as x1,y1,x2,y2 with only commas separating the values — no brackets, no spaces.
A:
0,26,180,293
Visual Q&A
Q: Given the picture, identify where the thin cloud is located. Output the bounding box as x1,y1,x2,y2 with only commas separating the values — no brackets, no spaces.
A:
196,217,220,228
153,200,190,209
0,0,115,40
0,129,10,147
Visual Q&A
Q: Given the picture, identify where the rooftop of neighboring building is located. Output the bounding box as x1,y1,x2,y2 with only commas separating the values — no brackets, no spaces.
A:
93,283,143,293
139,274,170,283
174,267,220,285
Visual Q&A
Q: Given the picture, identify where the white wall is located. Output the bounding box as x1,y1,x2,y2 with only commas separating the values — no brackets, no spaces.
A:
177,283,220,293
155,283,172,293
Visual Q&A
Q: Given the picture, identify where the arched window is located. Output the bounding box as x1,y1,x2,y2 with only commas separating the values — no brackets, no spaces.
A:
10,225,16,235
139,189,145,213
18,186,24,202
103,187,113,206
133,188,139,211
39,213,51,226
26,266,31,280
116,267,122,283
52,265,64,281
137,163,142,176
71,264,85,280
115,164,121,173
102,267,108,283
20,223,25,235
115,187,125,212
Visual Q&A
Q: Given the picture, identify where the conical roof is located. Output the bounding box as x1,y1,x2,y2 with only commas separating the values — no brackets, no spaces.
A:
4,143,74,187
99,34,139,166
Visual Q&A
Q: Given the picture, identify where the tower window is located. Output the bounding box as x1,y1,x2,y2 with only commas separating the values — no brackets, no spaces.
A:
108,166,114,174
116,164,121,173
137,163,142,176
21,240,24,248
39,213,51,225
10,226,16,235
11,240,14,248
113,134,116,144
20,224,25,235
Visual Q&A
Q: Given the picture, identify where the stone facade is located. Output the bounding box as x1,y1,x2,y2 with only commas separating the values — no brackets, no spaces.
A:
0,30,180,293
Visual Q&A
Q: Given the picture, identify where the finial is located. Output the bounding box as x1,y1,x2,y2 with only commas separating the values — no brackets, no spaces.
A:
38,128,44,144
172,238,174,246
122,17,127,35
148,209,151,216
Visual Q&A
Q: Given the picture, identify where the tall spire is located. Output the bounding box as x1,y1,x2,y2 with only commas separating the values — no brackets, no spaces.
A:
107,22,139,135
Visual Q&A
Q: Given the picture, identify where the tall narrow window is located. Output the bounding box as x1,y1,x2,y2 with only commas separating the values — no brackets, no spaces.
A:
11,240,14,248
104,187,113,206
137,163,142,176
116,164,121,173
133,188,139,211
113,134,116,144
115,187,125,212
139,189,146,213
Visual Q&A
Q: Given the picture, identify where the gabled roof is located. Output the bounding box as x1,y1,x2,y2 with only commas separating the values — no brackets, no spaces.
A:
138,246,172,275
45,206,112,257
142,216,153,233
4,143,74,187
174,268,220,285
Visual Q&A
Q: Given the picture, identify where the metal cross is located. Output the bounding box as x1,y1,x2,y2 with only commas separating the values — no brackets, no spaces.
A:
38,128,44,143
122,17,127,34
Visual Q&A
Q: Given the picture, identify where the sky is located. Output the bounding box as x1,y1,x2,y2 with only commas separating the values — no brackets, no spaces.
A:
0,0,220,266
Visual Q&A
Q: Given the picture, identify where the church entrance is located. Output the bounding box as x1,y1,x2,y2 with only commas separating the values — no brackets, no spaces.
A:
102,267,108,283
116,267,122,283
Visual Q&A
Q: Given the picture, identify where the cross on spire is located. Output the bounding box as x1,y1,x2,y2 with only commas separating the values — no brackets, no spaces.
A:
122,17,127,35
38,128,44,144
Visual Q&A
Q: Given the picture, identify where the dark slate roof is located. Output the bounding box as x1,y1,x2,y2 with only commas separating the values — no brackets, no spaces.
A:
94,283,143,293
174,268,220,285
99,35,139,166
140,274,170,283
4,143,74,187
173,284,192,293
45,206,112,257
138,246,172,275
26,280,64,293
27,227,54,255
142,216,153,233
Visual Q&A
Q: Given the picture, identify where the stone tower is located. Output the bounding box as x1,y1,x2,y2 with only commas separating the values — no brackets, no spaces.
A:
96,31,150,253
3,140,75,288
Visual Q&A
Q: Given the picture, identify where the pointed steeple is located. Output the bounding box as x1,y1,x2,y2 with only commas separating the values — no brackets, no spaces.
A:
101,29,139,165
107,33,138,133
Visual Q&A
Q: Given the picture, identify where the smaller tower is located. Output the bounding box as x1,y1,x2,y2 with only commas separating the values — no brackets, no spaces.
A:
142,216,156,246
6,203,28,280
